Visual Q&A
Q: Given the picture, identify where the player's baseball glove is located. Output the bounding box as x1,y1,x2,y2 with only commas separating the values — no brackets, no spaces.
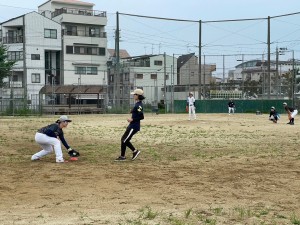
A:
288,113,292,120
68,149,80,157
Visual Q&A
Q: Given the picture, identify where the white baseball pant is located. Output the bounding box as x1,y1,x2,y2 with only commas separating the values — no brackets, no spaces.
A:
291,109,298,118
189,105,196,120
32,132,64,162
228,107,235,114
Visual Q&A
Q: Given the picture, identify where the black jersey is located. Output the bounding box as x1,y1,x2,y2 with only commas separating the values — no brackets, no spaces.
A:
228,101,235,108
269,110,278,117
284,106,295,112
38,123,70,149
128,101,144,131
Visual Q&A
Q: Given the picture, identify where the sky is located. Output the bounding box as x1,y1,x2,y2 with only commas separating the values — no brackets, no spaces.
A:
1,0,300,76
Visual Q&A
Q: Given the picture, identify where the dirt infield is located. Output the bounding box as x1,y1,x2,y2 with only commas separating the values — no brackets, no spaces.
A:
0,113,299,225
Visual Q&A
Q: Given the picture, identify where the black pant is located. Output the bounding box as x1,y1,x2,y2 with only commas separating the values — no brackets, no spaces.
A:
121,127,138,157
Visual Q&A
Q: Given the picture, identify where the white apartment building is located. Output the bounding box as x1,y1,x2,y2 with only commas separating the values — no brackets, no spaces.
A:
0,0,107,112
0,12,61,105
108,54,177,106
38,0,107,87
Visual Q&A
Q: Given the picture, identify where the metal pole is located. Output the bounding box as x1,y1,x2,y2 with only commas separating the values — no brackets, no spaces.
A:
203,55,206,99
115,11,120,107
223,55,225,90
276,47,279,99
172,55,175,113
267,16,271,99
292,50,295,106
198,20,202,100
242,54,244,99
164,52,167,113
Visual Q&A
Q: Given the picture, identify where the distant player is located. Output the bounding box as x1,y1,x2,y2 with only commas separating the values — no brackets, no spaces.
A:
269,106,279,123
283,102,298,125
187,92,196,120
115,89,145,161
31,115,79,163
228,99,235,114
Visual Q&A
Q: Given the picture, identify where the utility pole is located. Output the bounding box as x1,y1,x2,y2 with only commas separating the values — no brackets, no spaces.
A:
203,55,206,99
198,20,202,100
275,47,279,99
267,16,271,99
292,50,295,106
115,11,120,107
164,52,167,113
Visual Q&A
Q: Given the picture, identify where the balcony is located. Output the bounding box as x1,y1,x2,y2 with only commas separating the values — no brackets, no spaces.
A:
63,30,106,38
52,8,106,18
2,36,23,44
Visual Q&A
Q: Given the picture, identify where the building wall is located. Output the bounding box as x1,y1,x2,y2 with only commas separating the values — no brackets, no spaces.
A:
38,0,108,86
130,54,177,105
179,55,214,86
1,12,61,101
24,12,61,100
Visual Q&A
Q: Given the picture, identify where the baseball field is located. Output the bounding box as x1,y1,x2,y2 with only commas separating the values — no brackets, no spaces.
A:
0,113,299,225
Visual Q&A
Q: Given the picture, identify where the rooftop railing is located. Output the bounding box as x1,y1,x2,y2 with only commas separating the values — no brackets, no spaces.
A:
52,7,106,18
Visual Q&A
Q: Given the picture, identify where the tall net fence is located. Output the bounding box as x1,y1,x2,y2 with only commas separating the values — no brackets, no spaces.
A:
1,12,300,115
107,11,300,112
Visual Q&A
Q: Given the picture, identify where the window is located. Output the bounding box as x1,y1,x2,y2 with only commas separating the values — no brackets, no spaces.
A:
136,74,143,79
66,46,73,54
86,67,98,75
151,74,157,79
12,75,18,82
74,46,85,54
44,29,57,39
165,75,169,80
99,47,105,56
89,27,100,37
65,25,77,35
31,73,40,83
31,54,40,60
70,45,106,56
75,66,98,75
7,51,23,61
154,60,163,66
75,67,86,74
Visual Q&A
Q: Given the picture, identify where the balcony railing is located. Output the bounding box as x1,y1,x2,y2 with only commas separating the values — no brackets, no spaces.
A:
63,30,107,38
52,7,106,18
2,36,23,44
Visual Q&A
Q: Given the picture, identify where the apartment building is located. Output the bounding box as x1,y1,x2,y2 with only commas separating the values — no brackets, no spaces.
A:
0,11,61,106
0,0,107,112
38,0,107,87
108,54,177,106
177,53,216,86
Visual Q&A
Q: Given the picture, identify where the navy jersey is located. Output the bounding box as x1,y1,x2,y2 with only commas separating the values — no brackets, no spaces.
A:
128,101,144,131
284,106,295,112
228,101,235,107
38,123,70,149
269,110,278,117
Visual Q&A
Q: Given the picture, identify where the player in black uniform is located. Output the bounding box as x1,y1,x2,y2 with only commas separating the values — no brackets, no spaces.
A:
228,99,235,114
269,106,279,123
115,89,145,161
283,102,298,125
31,115,79,163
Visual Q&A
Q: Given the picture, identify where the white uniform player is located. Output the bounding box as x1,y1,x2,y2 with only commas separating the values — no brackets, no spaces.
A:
187,92,196,120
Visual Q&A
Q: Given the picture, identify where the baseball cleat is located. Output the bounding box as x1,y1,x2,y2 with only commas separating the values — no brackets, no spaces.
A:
132,150,140,160
115,156,126,161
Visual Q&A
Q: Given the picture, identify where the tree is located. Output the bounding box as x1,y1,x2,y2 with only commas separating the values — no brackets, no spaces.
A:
0,44,16,87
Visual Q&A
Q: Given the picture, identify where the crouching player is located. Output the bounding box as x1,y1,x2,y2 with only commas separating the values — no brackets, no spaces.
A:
283,102,298,125
269,106,279,123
